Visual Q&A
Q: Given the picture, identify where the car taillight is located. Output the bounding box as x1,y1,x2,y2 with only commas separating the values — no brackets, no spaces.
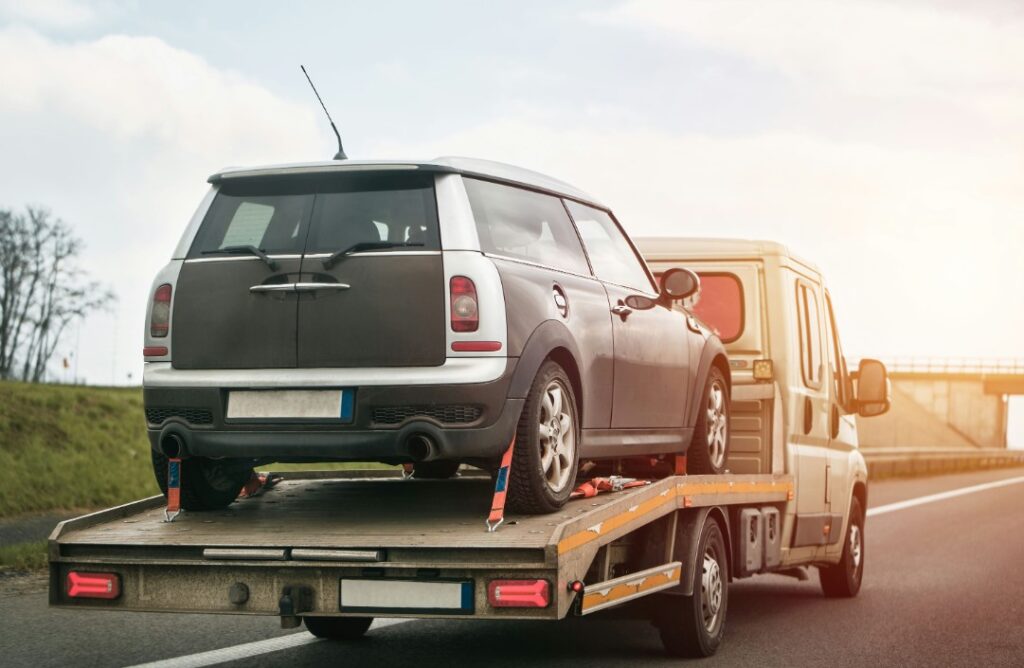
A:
66,571,121,599
150,284,172,338
487,579,550,608
450,276,478,332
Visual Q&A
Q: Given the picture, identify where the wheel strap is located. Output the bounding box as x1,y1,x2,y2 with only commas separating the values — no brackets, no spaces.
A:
486,433,516,532
163,457,182,523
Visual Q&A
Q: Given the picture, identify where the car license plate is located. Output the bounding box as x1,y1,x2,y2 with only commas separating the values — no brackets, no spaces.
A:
339,578,474,614
226,389,354,421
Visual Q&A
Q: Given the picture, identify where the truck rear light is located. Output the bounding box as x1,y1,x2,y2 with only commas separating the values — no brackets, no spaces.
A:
450,276,479,332
150,284,172,337
67,571,121,599
487,579,550,608
143,346,168,357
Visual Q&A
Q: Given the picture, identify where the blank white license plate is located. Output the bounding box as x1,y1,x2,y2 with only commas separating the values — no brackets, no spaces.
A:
226,389,353,421
339,579,474,613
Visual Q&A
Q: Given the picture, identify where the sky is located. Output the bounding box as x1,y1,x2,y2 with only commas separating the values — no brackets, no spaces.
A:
0,0,1022,441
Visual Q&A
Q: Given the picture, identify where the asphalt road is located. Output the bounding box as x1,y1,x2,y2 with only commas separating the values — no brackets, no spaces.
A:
2,467,1023,667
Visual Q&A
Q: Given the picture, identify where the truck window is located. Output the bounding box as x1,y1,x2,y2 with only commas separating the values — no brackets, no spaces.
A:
797,282,823,389
464,178,591,276
825,291,853,411
693,273,744,343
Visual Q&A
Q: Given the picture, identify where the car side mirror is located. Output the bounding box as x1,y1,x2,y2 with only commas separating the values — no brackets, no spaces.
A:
855,358,891,417
660,267,700,300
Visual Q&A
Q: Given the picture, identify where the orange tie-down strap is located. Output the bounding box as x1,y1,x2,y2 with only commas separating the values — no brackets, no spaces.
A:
240,472,282,499
163,457,182,523
570,476,652,499
486,434,516,532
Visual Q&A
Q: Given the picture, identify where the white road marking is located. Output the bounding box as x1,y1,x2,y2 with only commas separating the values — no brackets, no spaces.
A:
867,474,1024,517
126,474,1024,667
124,618,410,668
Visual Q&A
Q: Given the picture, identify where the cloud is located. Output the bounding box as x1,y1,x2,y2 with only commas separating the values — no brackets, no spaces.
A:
0,0,96,29
0,27,326,383
590,0,1024,129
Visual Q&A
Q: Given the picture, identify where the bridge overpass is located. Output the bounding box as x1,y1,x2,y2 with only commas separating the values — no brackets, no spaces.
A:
855,358,1024,449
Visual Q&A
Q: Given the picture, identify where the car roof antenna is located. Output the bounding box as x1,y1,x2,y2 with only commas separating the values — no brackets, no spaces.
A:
300,65,347,160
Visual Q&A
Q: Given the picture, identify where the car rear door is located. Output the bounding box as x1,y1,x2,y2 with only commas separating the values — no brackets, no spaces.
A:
565,201,691,428
296,172,446,368
172,181,312,369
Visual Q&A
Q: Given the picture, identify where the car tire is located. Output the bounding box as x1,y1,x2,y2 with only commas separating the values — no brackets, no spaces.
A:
657,516,729,657
687,367,730,475
820,496,865,598
506,360,580,514
304,616,373,640
151,450,253,511
412,460,461,479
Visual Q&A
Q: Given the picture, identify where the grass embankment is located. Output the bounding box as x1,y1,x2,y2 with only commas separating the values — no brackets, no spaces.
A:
0,380,392,570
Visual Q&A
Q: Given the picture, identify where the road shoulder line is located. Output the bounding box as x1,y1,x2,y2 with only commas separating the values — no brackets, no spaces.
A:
867,474,1024,518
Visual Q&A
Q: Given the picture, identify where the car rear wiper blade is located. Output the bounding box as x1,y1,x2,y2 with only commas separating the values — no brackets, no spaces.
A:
202,245,277,270
321,241,424,269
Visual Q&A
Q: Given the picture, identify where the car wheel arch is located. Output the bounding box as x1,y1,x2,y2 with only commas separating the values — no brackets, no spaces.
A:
686,337,731,427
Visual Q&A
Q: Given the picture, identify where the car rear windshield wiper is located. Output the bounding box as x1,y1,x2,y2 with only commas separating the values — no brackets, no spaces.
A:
202,245,278,270
321,241,424,269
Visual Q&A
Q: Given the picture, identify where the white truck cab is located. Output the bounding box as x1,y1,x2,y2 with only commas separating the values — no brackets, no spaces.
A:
638,237,892,574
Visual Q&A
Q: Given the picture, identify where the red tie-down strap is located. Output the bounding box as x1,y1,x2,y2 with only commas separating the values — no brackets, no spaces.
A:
163,457,182,522
570,476,651,500
486,434,516,532
239,472,282,499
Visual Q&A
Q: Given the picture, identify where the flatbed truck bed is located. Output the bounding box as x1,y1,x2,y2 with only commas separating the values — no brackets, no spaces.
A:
49,471,792,635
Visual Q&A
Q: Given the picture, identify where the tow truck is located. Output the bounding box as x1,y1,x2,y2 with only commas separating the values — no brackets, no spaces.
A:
49,238,892,658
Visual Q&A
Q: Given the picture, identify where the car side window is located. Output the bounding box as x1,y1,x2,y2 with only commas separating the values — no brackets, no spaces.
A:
797,281,824,389
564,201,656,293
464,178,591,276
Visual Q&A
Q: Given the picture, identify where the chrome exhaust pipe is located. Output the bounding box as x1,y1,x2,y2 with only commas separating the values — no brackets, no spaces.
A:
406,434,436,462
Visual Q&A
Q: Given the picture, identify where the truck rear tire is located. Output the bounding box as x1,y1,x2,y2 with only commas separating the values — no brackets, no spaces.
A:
657,516,728,657
687,367,730,475
151,450,252,511
304,616,373,640
820,496,865,598
507,361,580,514
412,460,461,479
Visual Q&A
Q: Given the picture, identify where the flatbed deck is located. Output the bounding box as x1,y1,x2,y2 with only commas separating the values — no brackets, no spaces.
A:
50,472,792,620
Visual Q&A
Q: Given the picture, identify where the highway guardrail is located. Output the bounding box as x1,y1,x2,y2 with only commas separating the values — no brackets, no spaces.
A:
861,447,1024,479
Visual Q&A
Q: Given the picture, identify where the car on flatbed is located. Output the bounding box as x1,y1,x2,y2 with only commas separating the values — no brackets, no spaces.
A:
142,158,732,514
52,235,893,659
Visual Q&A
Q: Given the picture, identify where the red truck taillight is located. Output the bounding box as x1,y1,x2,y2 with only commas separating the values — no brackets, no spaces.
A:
487,579,550,608
450,276,479,332
150,283,172,338
66,571,121,599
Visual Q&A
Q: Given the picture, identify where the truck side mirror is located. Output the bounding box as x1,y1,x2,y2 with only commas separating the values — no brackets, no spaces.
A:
855,358,891,417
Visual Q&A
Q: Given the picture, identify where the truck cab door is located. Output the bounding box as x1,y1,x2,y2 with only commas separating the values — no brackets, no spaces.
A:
823,291,857,559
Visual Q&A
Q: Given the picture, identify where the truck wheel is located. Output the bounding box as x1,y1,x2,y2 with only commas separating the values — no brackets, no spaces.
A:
658,516,728,657
820,496,865,598
304,616,373,640
507,361,580,514
687,367,730,475
412,460,461,479
151,450,252,511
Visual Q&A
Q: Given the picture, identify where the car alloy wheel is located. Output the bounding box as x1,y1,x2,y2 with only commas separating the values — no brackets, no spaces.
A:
705,379,728,470
537,378,576,493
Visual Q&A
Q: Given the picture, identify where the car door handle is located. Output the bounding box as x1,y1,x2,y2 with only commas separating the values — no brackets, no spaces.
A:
610,304,632,317
250,282,351,293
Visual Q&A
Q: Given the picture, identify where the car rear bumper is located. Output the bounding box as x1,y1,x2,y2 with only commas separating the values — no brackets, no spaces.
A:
143,361,521,463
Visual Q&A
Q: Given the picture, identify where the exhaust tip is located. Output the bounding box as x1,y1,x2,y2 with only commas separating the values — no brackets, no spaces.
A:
406,434,435,462
159,431,187,459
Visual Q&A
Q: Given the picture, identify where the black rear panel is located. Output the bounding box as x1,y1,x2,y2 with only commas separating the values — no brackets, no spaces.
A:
172,171,445,370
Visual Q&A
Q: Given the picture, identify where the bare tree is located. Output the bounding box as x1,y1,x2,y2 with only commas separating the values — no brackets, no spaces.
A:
0,207,115,381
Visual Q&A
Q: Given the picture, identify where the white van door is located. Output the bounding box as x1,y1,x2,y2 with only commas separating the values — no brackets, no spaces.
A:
823,290,858,558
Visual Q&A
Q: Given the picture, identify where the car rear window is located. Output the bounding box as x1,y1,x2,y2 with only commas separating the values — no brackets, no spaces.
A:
188,182,312,256
188,173,440,257
305,173,440,253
